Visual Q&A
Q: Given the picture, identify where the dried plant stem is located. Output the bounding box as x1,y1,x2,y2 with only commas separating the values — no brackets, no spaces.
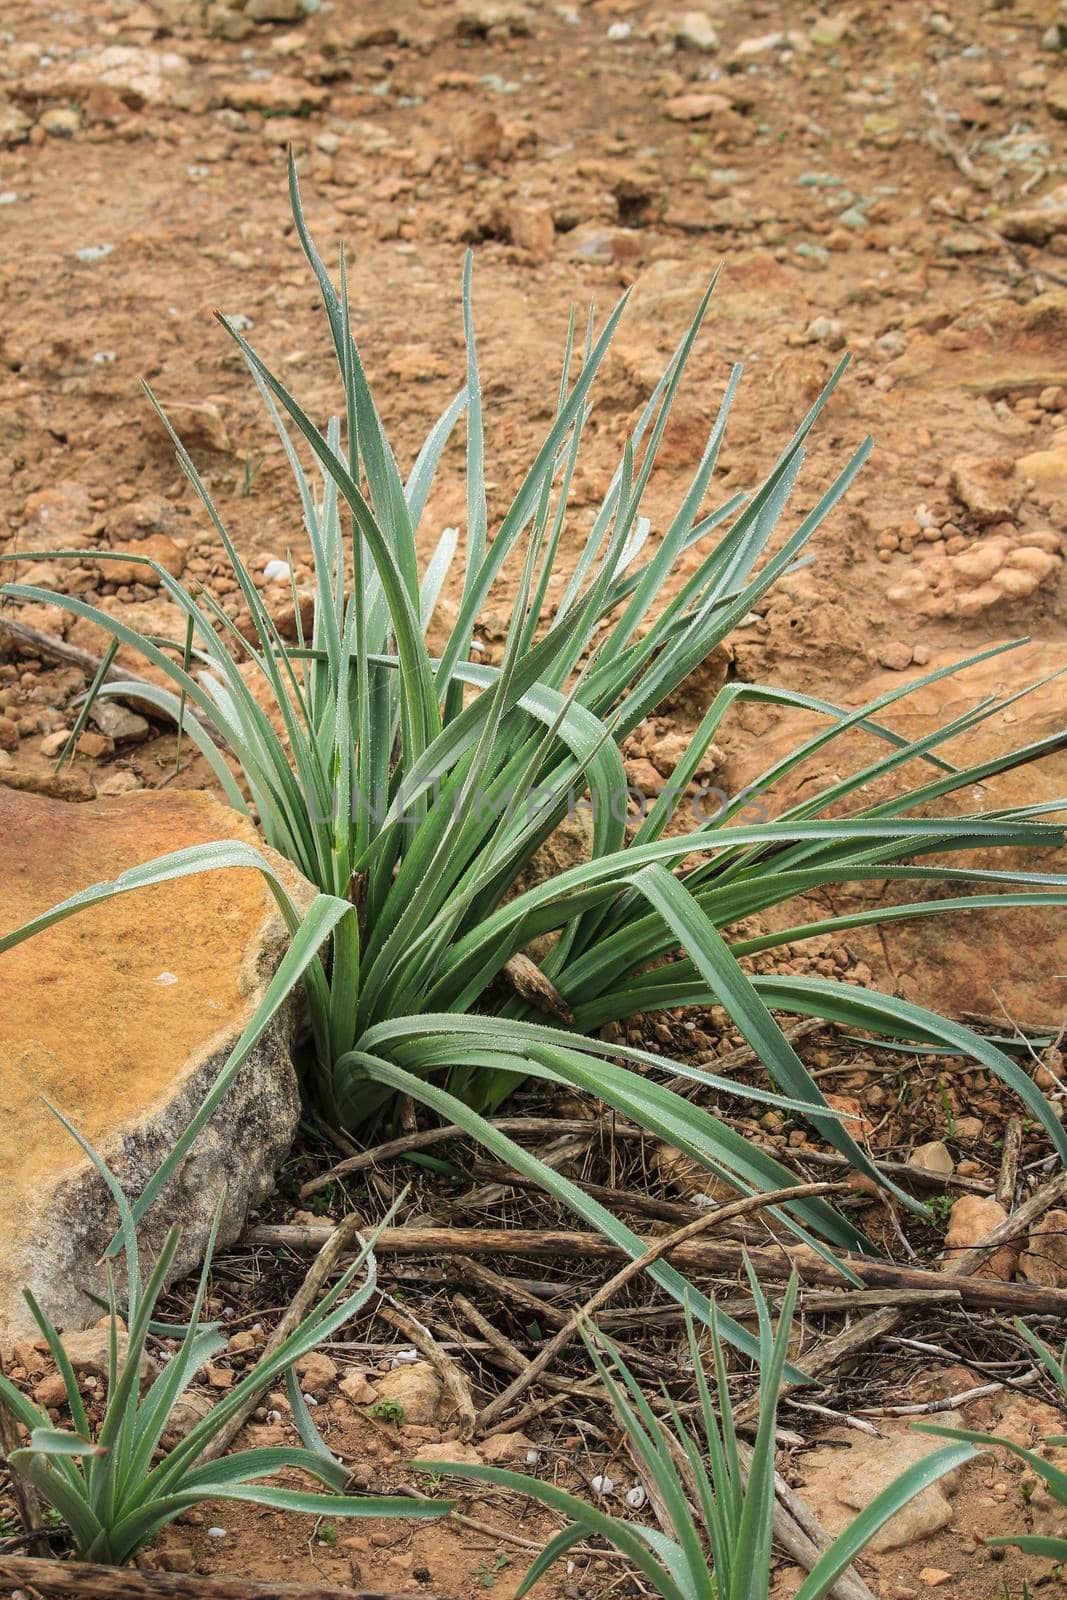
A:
196,1213,367,1466
248,1215,1067,1317
996,1115,1023,1209
0,1555,434,1599
0,1393,47,1556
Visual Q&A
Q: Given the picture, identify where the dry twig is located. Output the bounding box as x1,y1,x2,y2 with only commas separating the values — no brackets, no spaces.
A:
196,1213,367,1466
0,1556,435,1599
248,1216,1067,1317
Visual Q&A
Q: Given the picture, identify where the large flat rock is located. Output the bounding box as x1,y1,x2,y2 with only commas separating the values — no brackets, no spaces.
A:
0,787,313,1341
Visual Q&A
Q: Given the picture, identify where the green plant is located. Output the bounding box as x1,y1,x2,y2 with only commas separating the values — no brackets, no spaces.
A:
0,1111,445,1566
917,1317,1067,1570
370,1398,406,1425
3,157,1066,1358
472,1552,511,1588
418,1268,977,1599
238,455,264,497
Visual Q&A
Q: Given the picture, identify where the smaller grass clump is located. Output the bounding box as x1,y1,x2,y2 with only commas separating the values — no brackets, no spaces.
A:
0,1110,445,1567
420,1266,977,1600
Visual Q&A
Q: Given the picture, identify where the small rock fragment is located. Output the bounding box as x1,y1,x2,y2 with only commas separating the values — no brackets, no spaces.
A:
949,454,1024,524
674,12,719,52
455,107,502,166
1020,1208,1067,1288
0,97,31,147
798,1431,964,1553
1017,443,1067,492
372,1361,442,1425
662,91,734,122
88,702,150,744
97,534,187,586
246,0,305,19
507,201,555,260
1046,73,1067,121
942,1196,1016,1280
339,1370,379,1406
874,641,913,671
157,401,230,455
805,316,846,351
33,1372,70,1409
39,107,82,138
909,1140,954,1177
296,1351,338,1393
60,1327,155,1386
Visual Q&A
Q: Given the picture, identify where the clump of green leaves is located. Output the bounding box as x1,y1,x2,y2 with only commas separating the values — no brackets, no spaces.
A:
370,1398,406,1425
472,1552,511,1589
3,155,1066,1361
420,1268,977,1600
917,1318,1067,1571
0,1112,445,1566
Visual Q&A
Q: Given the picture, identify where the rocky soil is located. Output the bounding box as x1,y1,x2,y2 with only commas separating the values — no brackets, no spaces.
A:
2,0,1067,1594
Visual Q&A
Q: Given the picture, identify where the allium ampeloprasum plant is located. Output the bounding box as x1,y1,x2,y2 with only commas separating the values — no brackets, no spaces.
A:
0,1109,445,1565
2,155,1066,1356
420,1269,978,1600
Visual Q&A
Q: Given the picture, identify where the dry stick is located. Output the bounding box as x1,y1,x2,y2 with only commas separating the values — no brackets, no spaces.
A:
300,1115,991,1203
0,611,233,768
467,1162,763,1236
0,616,122,677
474,1182,840,1431
0,616,224,747
444,1297,604,1408
452,1294,531,1378
502,952,574,1024
858,1379,1031,1418
0,1558,436,1600
751,1143,994,1196
197,1213,367,1467
376,1300,477,1441
996,1116,1024,1210
789,1287,962,1313
299,1117,606,1201
454,1256,572,1332
444,1134,592,1219
0,1397,47,1558
247,1218,1067,1318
